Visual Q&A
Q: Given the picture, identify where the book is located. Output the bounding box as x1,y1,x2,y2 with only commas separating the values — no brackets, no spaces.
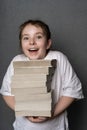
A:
11,74,47,81
13,92,51,102
11,87,47,95
13,59,57,68
15,110,51,117
11,60,56,117
14,66,55,75
15,100,51,112
12,88,52,117
11,74,53,91
11,80,46,88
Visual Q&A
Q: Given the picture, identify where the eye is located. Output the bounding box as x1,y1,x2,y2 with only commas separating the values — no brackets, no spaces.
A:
22,36,29,40
37,35,43,39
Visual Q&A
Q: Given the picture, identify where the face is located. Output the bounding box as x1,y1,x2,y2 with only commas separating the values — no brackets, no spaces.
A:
21,24,51,60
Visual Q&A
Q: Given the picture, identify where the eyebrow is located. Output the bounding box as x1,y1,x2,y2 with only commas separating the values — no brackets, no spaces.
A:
22,32,44,37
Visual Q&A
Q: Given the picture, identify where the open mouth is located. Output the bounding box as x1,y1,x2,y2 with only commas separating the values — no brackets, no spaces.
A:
28,48,39,52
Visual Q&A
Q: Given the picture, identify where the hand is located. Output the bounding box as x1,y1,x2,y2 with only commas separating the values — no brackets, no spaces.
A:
26,116,48,123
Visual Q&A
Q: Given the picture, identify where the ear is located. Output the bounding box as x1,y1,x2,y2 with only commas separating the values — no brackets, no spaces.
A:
46,39,52,50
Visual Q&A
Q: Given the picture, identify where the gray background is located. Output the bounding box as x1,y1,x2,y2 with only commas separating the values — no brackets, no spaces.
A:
0,0,87,130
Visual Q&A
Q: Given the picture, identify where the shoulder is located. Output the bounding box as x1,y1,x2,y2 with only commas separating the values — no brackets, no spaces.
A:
12,54,28,62
6,54,27,72
47,50,71,70
8,54,28,68
47,50,68,61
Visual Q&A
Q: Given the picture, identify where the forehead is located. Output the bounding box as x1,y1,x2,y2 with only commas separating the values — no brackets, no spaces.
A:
22,24,44,34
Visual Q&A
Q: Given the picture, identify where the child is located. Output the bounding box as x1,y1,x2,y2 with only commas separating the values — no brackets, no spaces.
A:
0,19,84,130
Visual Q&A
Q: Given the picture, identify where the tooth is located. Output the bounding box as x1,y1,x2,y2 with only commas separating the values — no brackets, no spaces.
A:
29,48,38,51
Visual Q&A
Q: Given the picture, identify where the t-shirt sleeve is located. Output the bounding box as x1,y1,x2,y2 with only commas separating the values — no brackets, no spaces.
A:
0,61,14,96
60,54,84,99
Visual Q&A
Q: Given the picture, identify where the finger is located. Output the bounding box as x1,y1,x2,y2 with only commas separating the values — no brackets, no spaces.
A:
38,117,47,120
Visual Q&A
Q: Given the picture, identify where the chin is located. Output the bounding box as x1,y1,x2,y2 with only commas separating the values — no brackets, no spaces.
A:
29,56,39,60
28,54,44,60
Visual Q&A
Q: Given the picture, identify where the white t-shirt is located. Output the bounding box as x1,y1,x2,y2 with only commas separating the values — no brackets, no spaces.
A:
0,50,84,130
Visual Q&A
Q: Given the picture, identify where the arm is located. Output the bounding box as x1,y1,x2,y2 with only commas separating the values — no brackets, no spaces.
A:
3,95,15,110
53,96,75,117
1,60,15,110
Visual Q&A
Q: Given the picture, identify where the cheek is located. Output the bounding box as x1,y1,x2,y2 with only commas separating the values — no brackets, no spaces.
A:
21,44,27,52
21,42,27,49
40,46,47,56
39,41,48,49
42,44,49,50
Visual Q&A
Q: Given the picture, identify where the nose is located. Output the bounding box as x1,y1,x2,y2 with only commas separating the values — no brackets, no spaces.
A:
29,38,35,45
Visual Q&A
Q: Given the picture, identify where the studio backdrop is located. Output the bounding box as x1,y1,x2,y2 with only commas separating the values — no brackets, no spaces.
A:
0,0,87,130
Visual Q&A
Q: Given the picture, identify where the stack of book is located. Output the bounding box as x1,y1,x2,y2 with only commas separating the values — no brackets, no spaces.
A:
11,59,56,117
